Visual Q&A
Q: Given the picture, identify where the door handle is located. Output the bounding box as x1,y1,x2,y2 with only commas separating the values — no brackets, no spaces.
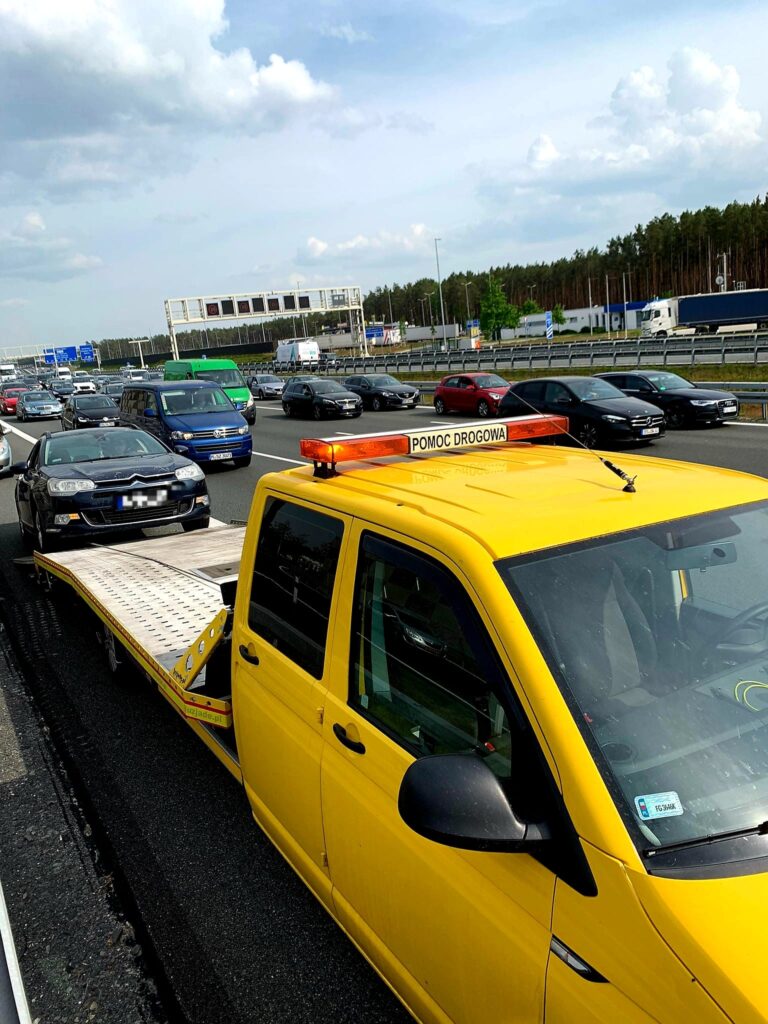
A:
333,723,366,755
238,643,260,666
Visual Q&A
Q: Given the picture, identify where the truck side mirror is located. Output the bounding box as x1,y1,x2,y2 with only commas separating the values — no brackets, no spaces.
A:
398,753,550,852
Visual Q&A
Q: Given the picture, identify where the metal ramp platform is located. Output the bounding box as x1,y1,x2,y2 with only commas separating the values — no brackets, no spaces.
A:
34,524,246,779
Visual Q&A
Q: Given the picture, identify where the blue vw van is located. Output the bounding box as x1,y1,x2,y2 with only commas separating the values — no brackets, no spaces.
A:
119,381,252,468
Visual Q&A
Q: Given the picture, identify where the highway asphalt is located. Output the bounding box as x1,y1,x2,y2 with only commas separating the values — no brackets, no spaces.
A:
0,402,767,1024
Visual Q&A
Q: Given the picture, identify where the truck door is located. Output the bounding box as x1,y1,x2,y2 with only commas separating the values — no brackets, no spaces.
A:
232,494,350,910
321,527,554,1024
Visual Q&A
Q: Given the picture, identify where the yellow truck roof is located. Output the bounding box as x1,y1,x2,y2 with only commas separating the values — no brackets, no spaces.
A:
275,443,768,559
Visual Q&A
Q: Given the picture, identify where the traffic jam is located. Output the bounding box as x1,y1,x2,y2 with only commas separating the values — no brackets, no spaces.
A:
1,345,766,1024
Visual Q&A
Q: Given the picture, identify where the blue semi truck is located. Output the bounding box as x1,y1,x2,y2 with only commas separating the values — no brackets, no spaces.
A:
641,288,768,337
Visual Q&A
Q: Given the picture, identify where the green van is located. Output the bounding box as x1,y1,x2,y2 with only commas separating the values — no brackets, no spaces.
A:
164,359,255,424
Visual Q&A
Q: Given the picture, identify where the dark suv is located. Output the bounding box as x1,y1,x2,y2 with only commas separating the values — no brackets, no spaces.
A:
594,371,739,428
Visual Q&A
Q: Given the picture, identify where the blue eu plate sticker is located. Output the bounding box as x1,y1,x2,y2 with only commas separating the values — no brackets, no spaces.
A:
634,792,683,820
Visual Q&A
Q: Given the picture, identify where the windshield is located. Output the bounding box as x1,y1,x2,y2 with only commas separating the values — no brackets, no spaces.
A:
255,375,280,383
6,389,27,397
568,378,624,400
160,387,232,413
473,374,508,389
196,368,246,387
75,396,117,409
25,391,56,401
44,429,167,465
313,380,346,394
642,372,693,390
500,501,768,854
368,375,400,387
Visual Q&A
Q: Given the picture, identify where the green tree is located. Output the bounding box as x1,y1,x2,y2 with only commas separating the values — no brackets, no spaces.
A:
552,303,566,332
398,317,408,346
480,276,519,341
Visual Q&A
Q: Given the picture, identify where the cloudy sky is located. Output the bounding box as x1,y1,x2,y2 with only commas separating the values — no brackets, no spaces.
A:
1,0,767,348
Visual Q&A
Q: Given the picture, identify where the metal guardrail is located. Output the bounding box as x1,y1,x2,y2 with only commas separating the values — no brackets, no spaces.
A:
0,879,32,1024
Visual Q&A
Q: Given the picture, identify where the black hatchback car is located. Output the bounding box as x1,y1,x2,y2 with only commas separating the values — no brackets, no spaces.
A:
594,371,739,428
61,394,120,430
343,374,420,410
13,427,210,552
282,379,362,419
498,376,666,448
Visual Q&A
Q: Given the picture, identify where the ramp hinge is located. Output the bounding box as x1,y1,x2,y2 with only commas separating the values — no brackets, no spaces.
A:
316,707,324,725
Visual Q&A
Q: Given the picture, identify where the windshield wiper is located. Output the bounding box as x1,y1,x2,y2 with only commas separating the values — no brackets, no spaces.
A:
645,820,768,858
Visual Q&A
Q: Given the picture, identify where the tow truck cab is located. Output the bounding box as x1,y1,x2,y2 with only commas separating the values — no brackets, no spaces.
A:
35,418,768,1024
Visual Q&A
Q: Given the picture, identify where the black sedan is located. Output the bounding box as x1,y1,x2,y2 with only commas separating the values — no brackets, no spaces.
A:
594,371,739,428
282,379,362,419
50,380,75,400
101,382,125,400
61,394,120,430
12,428,210,552
498,376,666,448
343,374,420,411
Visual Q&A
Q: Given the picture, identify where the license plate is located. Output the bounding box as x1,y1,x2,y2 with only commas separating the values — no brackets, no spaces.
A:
723,404,737,411
209,452,230,461
118,489,168,509
641,427,660,436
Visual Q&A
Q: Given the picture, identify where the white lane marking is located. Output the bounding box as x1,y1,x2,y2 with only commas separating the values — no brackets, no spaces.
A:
252,450,307,465
726,421,768,428
4,423,37,445
430,420,446,425
0,690,26,784
334,432,355,436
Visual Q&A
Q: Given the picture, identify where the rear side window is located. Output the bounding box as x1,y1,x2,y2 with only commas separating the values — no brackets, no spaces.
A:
248,498,344,678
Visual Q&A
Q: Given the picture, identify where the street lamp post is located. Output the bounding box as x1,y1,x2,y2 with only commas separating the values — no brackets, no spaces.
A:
525,283,537,337
434,238,447,350
418,297,428,327
464,282,472,326
129,338,148,368
622,271,628,340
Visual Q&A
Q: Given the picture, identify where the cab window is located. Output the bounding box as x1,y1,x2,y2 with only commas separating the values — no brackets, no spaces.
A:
349,533,512,776
248,498,344,678
543,382,570,404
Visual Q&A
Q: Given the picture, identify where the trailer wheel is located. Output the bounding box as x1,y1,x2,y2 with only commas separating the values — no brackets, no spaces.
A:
99,623,133,681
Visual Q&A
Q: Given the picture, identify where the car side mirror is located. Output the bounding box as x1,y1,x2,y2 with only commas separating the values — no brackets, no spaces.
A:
398,753,550,852
0,461,28,478
143,408,156,417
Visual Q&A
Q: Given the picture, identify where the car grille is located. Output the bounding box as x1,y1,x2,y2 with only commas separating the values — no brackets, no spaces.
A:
81,500,193,526
193,427,243,439
94,474,176,489
630,414,665,428
195,440,242,452
718,399,738,414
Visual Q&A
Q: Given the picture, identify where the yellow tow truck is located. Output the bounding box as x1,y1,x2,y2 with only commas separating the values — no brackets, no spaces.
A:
33,414,768,1024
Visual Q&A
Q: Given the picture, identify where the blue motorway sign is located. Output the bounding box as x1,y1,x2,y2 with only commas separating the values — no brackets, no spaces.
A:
43,346,78,364
545,310,553,341
365,326,384,339
78,344,95,363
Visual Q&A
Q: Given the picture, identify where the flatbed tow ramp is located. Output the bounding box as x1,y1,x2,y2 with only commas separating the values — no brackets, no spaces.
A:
33,524,245,781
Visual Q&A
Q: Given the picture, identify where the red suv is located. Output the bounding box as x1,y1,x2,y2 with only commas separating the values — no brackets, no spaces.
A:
433,372,510,418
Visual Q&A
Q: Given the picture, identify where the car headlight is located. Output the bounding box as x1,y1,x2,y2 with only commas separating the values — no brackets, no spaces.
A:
170,430,194,440
47,478,96,494
246,396,254,407
237,425,248,435
488,392,503,400
0,439,8,453
602,414,626,423
691,399,716,406
77,415,90,423
175,464,205,481
381,390,395,397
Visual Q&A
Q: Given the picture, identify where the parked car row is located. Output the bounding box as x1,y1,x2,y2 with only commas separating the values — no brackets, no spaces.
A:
431,371,740,447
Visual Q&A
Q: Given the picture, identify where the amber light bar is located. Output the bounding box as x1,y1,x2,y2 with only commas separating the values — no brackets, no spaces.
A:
300,414,569,473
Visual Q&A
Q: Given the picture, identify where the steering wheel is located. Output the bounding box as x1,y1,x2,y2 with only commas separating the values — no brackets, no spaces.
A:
702,601,768,668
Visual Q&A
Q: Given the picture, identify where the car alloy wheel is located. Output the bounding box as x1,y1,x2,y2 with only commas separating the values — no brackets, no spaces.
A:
576,422,600,449
18,516,34,551
283,402,292,417
372,396,383,412
312,404,323,420
258,389,265,400
34,509,52,553
477,399,491,418
434,397,446,415
667,406,687,429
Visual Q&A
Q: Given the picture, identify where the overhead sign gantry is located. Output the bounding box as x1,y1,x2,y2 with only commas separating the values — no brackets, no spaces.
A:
163,285,366,360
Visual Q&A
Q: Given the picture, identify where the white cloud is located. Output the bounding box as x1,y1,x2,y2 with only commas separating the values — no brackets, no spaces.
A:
476,48,766,240
0,297,29,308
0,0,336,196
297,224,431,265
321,23,373,44
0,212,102,281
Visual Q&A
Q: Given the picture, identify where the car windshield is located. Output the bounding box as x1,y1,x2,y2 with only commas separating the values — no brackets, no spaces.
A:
642,372,693,390
256,375,280,383
368,375,400,387
568,378,624,400
160,388,232,413
499,500,768,855
25,391,56,401
6,389,27,397
44,429,167,465
196,369,246,387
312,380,346,394
473,375,508,389
75,396,117,409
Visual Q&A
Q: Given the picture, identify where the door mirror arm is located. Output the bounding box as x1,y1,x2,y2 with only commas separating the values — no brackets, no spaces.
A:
398,753,551,853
